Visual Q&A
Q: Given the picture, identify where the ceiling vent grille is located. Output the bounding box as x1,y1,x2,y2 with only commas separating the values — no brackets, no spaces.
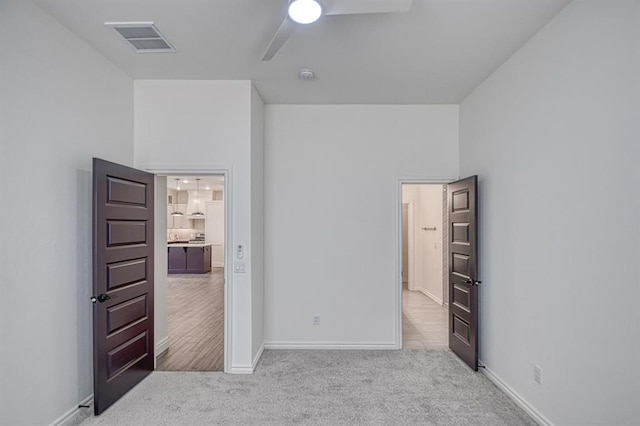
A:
105,22,176,53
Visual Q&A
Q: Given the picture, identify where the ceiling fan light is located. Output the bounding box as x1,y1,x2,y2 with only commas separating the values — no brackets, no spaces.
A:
288,0,322,24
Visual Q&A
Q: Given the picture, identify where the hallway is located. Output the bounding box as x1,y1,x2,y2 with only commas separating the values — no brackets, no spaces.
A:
402,285,448,349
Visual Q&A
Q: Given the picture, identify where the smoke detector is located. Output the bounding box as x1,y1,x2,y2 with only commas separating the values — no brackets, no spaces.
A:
298,68,315,80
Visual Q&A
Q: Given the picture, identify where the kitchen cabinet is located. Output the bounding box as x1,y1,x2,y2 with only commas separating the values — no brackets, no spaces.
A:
168,204,189,229
205,200,225,267
168,245,187,272
168,244,211,274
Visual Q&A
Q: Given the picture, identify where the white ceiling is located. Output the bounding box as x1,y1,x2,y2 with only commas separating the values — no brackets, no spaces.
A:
34,0,571,104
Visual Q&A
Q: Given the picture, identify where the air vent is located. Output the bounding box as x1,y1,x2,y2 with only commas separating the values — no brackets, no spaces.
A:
105,22,176,53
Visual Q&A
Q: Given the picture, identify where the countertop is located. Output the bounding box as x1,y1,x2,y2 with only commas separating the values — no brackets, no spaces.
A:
167,242,212,247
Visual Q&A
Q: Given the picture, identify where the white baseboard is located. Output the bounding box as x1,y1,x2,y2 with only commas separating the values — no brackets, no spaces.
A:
212,262,224,267
229,365,254,374
480,362,552,426
419,288,444,306
50,395,93,426
155,336,169,355
264,341,397,350
52,336,168,426
252,343,265,369
229,343,265,374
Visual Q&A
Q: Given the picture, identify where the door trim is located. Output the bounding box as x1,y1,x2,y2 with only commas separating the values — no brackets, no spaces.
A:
395,177,457,349
143,166,233,374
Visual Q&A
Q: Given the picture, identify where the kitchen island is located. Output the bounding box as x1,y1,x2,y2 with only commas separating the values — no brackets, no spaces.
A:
168,243,212,274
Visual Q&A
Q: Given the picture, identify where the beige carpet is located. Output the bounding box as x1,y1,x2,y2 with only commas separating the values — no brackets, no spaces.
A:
79,349,535,426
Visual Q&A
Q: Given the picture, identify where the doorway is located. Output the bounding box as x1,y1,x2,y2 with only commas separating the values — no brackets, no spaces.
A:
400,183,448,349
156,174,227,372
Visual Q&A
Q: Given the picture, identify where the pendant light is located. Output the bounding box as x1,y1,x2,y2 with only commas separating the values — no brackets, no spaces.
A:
191,178,205,217
170,178,184,216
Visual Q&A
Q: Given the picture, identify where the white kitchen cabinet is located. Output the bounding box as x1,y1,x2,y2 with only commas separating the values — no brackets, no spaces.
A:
205,200,224,266
168,203,189,229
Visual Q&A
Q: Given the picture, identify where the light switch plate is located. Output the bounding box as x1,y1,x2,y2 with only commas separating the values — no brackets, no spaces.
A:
234,261,246,273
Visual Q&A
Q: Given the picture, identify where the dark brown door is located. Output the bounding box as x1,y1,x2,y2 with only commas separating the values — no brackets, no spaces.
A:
448,176,480,370
93,158,155,414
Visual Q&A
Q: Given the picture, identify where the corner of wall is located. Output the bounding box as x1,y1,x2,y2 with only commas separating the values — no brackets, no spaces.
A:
250,83,266,364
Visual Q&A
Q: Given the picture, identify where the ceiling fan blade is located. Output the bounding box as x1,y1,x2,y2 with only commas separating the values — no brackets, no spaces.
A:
324,0,413,16
262,15,298,61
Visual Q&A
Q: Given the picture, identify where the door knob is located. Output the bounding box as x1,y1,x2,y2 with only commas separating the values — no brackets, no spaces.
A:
91,294,111,303
464,279,482,286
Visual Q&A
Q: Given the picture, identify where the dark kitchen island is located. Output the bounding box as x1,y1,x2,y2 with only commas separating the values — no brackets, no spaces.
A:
167,243,212,274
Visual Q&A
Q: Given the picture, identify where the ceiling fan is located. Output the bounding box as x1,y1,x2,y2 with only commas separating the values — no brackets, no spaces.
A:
262,0,413,61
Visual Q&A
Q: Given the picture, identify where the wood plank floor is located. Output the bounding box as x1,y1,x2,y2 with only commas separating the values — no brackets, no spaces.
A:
156,268,224,371
402,284,449,349
156,275,444,370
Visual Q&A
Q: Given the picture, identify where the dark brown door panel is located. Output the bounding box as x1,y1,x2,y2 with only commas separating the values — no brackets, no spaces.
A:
93,158,154,415
447,176,479,371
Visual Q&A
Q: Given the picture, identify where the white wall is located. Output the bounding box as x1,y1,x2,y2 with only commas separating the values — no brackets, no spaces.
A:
402,185,420,291
418,185,444,303
134,80,263,372
0,1,134,424
459,1,640,424
250,86,265,361
402,204,409,283
264,105,458,347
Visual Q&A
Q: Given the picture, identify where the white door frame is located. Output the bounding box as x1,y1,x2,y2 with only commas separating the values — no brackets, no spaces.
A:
395,177,454,349
146,166,233,373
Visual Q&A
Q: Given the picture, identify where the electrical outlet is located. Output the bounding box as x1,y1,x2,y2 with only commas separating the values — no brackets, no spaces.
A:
312,314,320,325
533,365,543,385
